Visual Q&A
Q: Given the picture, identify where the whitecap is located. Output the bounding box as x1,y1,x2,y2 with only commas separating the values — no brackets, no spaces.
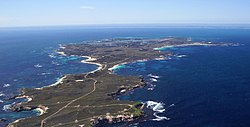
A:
168,104,175,108
0,93,5,97
147,83,156,91
0,100,3,103
48,54,57,58
41,72,51,75
177,55,187,58
152,113,170,121
147,88,154,91
3,84,10,88
150,78,158,82
52,61,60,65
34,64,43,68
148,74,160,79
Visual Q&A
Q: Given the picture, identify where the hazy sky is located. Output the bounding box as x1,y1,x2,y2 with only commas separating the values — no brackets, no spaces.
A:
1,0,250,27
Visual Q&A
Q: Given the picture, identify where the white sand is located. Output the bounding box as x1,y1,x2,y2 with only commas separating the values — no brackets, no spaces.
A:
154,42,217,50
56,51,66,56
108,62,127,72
35,75,67,90
16,95,33,102
81,56,103,74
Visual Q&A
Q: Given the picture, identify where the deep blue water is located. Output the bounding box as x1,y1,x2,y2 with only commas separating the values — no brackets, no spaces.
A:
0,26,250,126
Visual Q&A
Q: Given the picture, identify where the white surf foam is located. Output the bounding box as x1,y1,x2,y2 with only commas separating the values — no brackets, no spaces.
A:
0,93,5,97
177,55,187,58
146,101,170,121
52,61,60,65
148,74,160,79
0,100,3,103
48,54,57,58
3,84,10,88
40,72,51,75
147,84,156,90
150,78,158,82
3,104,11,111
34,64,43,68
147,88,154,91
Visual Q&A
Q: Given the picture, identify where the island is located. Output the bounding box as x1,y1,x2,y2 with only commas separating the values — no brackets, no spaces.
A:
7,37,236,127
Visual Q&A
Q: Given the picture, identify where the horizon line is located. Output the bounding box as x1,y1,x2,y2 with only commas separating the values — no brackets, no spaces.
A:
1,23,250,29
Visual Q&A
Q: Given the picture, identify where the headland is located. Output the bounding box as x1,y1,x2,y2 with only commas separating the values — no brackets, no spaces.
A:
7,37,235,127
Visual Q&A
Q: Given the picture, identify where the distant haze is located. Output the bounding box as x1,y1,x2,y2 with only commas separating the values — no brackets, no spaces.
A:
0,0,250,27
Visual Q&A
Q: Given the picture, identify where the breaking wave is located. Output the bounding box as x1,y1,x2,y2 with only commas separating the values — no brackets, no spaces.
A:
148,74,160,79
149,78,158,82
0,93,5,97
3,84,11,88
34,64,43,68
177,54,187,58
2,104,11,111
146,74,160,90
145,101,170,121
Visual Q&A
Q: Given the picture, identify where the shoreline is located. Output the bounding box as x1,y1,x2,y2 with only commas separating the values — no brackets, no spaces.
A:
35,75,67,90
8,51,105,126
108,62,127,72
153,42,220,50
80,55,103,73
7,39,236,127
35,52,104,90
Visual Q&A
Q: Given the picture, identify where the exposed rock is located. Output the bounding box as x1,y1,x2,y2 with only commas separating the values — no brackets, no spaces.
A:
0,118,7,123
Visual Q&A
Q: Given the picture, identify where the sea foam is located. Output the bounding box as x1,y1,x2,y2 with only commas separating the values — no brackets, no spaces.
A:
48,53,57,58
147,74,160,90
177,54,187,58
148,74,160,79
146,101,170,121
3,84,10,88
150,78,158,82
3,104,11,111
34,64,43,68
0,93,5,97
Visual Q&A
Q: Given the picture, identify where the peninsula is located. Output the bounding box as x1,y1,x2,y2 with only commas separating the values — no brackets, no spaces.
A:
8,37,235,127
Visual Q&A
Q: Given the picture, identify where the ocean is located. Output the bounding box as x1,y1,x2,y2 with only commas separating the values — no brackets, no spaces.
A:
0,26,250,127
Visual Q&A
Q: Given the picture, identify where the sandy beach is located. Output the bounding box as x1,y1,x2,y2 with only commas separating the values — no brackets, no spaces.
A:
154,42,217,50
81,56,103,73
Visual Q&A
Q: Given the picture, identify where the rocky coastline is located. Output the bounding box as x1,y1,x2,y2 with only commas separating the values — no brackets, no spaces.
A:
7,37,235,127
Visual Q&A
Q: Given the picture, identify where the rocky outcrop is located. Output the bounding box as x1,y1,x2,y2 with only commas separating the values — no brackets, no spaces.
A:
92,111,142,127
11,104,36,112
0,118,7,123
91,102,145,126
107,77,146,97
107,81,146,97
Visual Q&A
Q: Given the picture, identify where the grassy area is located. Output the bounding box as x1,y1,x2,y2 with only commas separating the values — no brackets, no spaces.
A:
9,37,208,127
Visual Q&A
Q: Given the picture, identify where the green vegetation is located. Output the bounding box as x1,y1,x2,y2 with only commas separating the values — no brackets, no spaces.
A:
9,37,225,127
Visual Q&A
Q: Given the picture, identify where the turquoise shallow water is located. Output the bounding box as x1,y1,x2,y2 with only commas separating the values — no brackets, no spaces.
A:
0,26,250,126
